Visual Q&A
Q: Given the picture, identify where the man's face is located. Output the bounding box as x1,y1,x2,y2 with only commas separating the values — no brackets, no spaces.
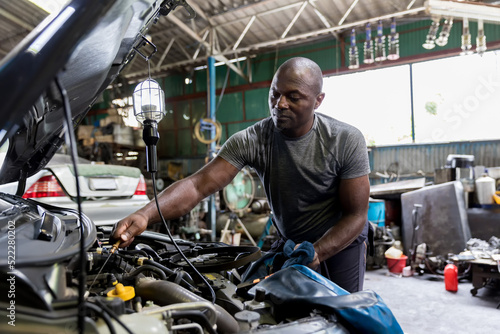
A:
269,67,324,138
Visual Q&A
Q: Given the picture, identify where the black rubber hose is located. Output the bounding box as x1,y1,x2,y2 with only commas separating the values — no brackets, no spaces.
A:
169,310,217,334
142,259,195,289
85,302,116,334
126,265,167,280
135,278,239,334
121,249,150,258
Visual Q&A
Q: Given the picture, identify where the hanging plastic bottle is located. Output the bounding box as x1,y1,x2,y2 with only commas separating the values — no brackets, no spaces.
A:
444,264,458,292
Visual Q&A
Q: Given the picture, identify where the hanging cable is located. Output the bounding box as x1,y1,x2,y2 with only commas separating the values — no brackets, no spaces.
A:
55,76,86,334
132,56,216,304
151,172,216,304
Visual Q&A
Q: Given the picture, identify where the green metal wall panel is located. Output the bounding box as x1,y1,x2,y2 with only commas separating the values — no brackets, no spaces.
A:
191,98,210,156
161,102,175,130
164,74,184,98
191,98,207,124
195,69,207,93
223,121,257,142
178,129,193,156
215,92,244,123
229,61,250,87
251,55,278,83
176,100,191,129
278,40,340,71
158,130,176,157
245,88,269,120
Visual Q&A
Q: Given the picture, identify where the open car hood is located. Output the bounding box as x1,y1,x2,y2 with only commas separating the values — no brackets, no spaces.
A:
0,0,185,184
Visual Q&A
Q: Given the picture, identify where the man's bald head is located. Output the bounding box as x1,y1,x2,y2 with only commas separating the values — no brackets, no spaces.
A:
276,57,323,95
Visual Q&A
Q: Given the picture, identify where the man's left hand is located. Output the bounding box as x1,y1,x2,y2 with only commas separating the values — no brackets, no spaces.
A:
295,243,320,270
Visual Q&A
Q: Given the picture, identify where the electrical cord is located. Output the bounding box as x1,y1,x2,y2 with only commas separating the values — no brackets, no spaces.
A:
150,171,216,304
56,76,87,334
93,300,135,334
58,76,135,334
85,302,117,334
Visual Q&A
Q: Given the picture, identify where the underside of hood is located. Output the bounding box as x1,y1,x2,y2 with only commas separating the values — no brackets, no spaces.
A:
0,0,166,184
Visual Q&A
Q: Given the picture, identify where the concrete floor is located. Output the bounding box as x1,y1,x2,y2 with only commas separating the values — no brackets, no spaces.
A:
364,268,500,334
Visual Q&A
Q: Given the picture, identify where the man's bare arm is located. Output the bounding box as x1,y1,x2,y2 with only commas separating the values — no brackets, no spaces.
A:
112,157,240,247
310,175,370,267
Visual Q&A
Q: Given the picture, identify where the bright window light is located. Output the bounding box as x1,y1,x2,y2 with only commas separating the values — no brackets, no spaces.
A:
320,51,500,146
320,65,411,146
29,0,67,14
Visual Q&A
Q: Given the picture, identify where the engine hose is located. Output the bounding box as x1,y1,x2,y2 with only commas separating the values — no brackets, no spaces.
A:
136,278,239,334
126,265,167,280
121,249,150,258
143,259,195,289
86,302,117,334
90,253,135,273
169,310,217,334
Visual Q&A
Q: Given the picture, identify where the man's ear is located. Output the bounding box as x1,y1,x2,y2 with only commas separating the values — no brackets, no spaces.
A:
315,92,325,110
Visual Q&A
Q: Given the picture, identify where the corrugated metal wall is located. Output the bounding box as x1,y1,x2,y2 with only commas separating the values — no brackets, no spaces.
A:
369,140,500,183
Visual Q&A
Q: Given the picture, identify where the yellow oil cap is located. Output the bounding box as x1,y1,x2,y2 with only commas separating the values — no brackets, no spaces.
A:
107,283,135,301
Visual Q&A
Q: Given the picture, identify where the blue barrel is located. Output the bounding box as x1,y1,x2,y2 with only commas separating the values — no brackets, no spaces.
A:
368,199,385,227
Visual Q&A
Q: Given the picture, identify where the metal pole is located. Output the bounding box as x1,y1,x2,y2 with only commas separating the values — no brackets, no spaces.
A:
207,56,217,242
409,63,415,143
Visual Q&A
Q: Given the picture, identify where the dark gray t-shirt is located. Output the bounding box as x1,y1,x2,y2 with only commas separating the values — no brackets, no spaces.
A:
218,113,370,243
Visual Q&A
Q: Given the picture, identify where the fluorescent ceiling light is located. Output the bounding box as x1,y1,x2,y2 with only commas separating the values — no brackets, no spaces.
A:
194,56,247,71
426,0,500,24
29,0,67,14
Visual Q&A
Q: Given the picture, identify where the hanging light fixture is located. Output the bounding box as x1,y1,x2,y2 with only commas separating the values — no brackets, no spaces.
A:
363,23,374,64
436,17,453,46
422,17,440,49
387,18,400,61
348,28,360,69
133,78,165,173
375,20,386,62
460,17,473,56
476,19,487,56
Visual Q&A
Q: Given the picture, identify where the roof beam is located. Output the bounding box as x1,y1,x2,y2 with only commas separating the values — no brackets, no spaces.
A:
233,15,256,50
308,0,340,40
281,1,308,39
338,0,360,25
193,29,210,59
125,6,426,80
155,37,175,70
0,8,35,31
145,14,250,82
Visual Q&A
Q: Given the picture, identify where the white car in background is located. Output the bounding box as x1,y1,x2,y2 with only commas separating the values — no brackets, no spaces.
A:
0,152,149,225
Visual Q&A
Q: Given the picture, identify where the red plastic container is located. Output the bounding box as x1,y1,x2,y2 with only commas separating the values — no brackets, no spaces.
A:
386,255,408,274
444,264,458,292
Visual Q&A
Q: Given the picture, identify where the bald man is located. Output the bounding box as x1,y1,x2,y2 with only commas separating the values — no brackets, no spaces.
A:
112,57,371,292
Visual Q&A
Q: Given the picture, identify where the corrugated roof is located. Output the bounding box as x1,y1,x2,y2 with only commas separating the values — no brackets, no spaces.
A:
1,0,498,83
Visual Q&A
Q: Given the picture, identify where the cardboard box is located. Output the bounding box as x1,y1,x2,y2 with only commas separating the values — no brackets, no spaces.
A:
82,138,95,146
95,135,114,143
77,125,94,140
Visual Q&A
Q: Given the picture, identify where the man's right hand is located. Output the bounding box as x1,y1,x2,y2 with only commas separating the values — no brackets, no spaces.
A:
111,212,149,248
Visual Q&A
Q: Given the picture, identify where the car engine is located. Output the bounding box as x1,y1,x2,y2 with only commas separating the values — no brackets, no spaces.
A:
0,193,351,333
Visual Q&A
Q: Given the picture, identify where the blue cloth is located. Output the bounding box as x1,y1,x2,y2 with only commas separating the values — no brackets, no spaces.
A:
240,240,316,282
281,239,315,269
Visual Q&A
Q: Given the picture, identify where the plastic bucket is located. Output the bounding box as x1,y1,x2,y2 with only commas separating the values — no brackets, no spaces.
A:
386,255,408,274
368,200,385,227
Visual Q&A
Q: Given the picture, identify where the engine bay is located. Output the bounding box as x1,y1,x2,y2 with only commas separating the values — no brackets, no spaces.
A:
0,194,351,333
